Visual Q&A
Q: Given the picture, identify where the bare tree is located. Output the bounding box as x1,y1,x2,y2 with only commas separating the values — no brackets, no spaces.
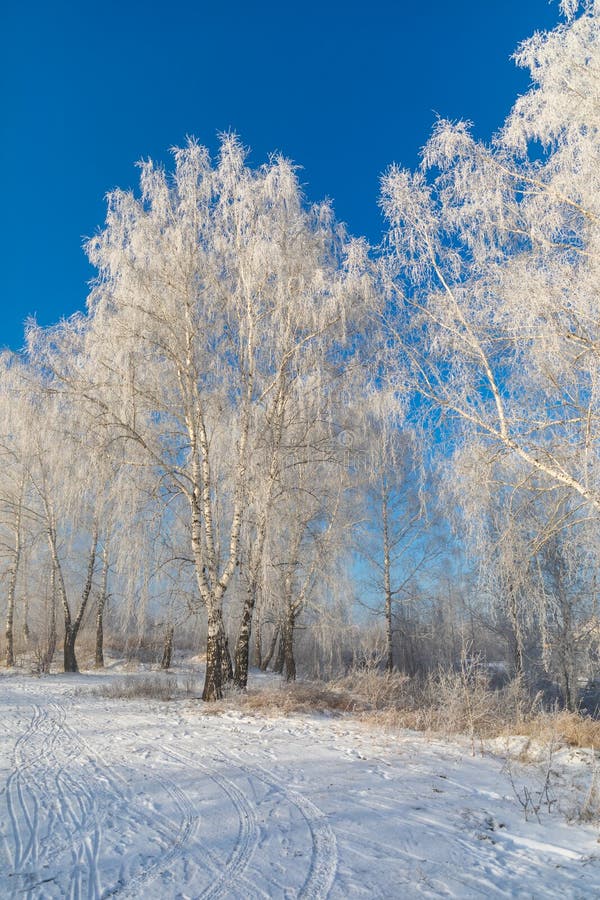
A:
2,475,25,668
263,422,350,681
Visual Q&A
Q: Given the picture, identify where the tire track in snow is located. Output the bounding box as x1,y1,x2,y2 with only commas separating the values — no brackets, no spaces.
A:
218,746,338,899
34,703,99,879
46,701,103,900
7,703,84,876
183,717,338,896
156,745,263,900
102,743,200,899
51,702,178,844
5,697,195,900
6,688,336,898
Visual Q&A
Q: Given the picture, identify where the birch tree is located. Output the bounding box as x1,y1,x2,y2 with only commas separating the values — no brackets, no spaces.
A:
263,413,351,681
0,355,32,666
63,136,363,699
232,306,364,687
449,430,600,700
25,382,101,672
381,1,600,520
353,404,433,673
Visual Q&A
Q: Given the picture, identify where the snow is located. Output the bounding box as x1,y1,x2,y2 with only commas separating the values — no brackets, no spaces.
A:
1,669,600,898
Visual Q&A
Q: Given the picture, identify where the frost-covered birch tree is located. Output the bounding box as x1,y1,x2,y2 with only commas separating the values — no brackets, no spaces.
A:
73,136,362,699
26,383,102,672
353,399,431,674
0,354,34,667
381,0,600,519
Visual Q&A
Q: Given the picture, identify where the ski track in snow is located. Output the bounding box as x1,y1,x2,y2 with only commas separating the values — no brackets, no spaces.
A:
5,700,102,899
1,674,600,898
1,691,204,899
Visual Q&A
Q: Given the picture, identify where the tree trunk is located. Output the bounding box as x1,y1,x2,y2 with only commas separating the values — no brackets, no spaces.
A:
5,489,23,668
42,569,57,674
557,628,577,712
221,627,233,683
253,613,263,670
510,629,524,679
94,539,110,668
232,381,285,688
233,585,256,689
558,591,577,712
273,627,285,675
283,610,296,682
260,624,279,671
382,485,394,674
560,663,575,712
161,624,174,670
203,619,222,700
202,608,230,701
507,581,524,677
94,595,106,668
59,525,98,674
22,598,30,641
5,567,16,667
64,625,78,673
385,596,394,673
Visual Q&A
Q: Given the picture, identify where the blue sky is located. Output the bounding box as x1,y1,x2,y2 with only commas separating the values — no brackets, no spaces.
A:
1,0,559,351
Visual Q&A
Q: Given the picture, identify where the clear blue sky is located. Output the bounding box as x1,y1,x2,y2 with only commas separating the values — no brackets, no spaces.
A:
1,0,559,351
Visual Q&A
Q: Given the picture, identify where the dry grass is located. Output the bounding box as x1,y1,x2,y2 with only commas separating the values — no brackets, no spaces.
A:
320,667,600,752
196,681,365,717
196,667,534,744
515,709,600,750
331,667,531,741
241,682,365,715
331,668,413,710
94,674,180,701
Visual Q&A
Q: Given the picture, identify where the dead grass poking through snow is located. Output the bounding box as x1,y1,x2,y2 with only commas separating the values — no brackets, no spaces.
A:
94,674,181,701
515,710,600,750
243,682,367,715
300,668,600,752
196,681,366,717
331,667,533,743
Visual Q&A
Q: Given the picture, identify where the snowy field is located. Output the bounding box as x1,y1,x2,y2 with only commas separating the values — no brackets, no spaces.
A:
1,669,600,899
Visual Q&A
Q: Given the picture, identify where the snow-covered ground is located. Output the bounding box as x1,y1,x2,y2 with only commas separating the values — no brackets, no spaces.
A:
1,668,600,899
